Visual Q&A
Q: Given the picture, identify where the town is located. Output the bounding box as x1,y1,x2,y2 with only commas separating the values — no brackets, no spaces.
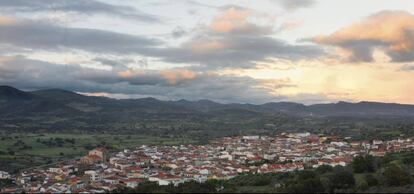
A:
2,132,414,193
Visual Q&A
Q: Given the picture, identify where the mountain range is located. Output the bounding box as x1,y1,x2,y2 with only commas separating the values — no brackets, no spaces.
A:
1,85,414,135
1,85,414,117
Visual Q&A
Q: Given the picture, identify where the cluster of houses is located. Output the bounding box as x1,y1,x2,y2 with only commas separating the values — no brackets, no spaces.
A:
2,132,414,193
0,171,11,179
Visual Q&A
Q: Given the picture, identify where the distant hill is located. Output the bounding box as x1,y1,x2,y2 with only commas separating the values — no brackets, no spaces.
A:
0,86,34,102
1,86,414,135
308,101,414,117
1,85,414,117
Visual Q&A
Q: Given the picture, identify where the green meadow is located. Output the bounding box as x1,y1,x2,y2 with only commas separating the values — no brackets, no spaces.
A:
0,133,198,173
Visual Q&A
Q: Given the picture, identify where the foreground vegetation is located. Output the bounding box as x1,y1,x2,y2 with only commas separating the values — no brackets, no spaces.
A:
115,152,414,193
0,132,198,173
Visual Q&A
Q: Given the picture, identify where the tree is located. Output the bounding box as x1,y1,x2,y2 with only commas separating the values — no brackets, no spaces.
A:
356,177,369,191
364,155,376,172
352,155,376,173
365,174,378,187
320,176,333,192
326,168,355,192
402,153,414,165
0,179,14,188
353,155,367,173
284,177,324,193
283,170,325,193
114,181,218,193
316,165,333,174
384,164,412,186
382,153,397,165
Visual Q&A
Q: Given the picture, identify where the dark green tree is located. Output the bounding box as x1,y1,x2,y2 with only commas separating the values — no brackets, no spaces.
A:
384,164,412,186
352,155,376,173
365,174,378,187
325,168,355,192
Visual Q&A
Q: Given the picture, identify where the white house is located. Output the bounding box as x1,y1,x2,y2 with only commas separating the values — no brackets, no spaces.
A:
149,173,183,186
124,178,143,188
242,136,260,140
84,170,102,182
0,171,11,179
48,167,63,174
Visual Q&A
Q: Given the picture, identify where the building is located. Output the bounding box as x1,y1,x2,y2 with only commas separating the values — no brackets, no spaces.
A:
149,172,183,186
89,148,108,162
80,147,108,165
122,178,144,188
84,170,102,182
0,171,11,179
80,154,103,165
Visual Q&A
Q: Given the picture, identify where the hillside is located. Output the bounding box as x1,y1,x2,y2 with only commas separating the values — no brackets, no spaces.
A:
1,86,414,137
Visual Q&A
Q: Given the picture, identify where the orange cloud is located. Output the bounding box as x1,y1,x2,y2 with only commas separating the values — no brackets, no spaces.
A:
0,56,12,63
210,7,250,33
160,69,196,85
0,16,17,25
118,70,138,78
118,69,197,86
209,7,273,35
312,11,414,62
188,40,228,53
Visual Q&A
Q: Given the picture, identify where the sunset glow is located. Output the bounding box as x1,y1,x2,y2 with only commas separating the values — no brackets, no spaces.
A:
0,0,413,104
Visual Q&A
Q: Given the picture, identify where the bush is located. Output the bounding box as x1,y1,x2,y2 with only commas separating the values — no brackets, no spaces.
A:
282,170,325,193
356,178,369,191
326,168,355,192
365,174,378,187
384,164,412,186
316,165,333,174
352,155,376,173
0,179,14,188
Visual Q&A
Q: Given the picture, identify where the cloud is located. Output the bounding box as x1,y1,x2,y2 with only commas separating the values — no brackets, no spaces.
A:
209,7,273,36
185,0,217,9
279,20,303,31
171,26,187,38
0,8,324,71
155,6,324,69
0,16,17,25
0,56,197,87
158,36,323,69
0,14,322,70
272,0,316,11
0,17,161,54
284,93,330,105
0,0,161,23
93,57,131,70
116,69,197,86
0,56,291,103
311,10,414,62
400,64,414,71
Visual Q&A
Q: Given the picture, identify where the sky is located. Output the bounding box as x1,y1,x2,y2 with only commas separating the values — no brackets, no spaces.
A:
0,0,414,104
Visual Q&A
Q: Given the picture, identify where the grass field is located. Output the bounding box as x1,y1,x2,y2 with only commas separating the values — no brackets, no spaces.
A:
0,133,198,173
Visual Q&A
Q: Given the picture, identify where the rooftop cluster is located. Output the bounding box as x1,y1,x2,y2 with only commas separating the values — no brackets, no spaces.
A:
2,133,414,193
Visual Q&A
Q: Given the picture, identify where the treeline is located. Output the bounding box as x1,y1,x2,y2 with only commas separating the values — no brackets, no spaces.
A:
114,181,219,193
36,137,76,147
